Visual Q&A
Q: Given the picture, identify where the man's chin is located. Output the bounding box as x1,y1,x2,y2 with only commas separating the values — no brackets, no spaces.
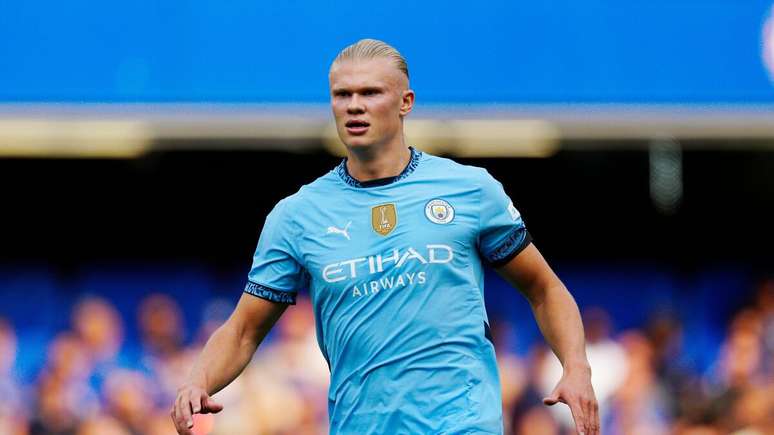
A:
341,137,375,149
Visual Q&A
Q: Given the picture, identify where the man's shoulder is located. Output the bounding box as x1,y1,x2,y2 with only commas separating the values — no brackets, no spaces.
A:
272,169,340,211
420,151,490,182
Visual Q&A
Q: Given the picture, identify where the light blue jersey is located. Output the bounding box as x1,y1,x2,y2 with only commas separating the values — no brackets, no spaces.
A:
245,148,531,434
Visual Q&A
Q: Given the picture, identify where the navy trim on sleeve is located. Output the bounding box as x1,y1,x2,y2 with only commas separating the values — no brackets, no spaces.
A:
487,228,533,268
244,281,297,305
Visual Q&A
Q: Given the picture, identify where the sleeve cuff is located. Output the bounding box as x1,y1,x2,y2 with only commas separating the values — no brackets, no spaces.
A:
244,281,297,305
486,228,532,268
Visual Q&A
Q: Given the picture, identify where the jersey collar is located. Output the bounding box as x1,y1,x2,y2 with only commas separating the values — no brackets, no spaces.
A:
336,147,422,188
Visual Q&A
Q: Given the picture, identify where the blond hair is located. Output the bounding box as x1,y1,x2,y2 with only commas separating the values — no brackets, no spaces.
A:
332,39,409,79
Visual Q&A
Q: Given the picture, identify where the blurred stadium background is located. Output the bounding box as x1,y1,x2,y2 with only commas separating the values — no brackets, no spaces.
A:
1,1,774,434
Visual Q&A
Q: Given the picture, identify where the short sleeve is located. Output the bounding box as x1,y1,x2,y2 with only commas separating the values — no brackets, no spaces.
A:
477,169,532,267
244,199,307,305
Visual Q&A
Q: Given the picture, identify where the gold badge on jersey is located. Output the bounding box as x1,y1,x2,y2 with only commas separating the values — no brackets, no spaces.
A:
371,203,397,236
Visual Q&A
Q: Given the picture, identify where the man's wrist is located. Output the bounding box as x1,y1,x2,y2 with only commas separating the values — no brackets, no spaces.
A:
562,358,592,375
184,372,208,390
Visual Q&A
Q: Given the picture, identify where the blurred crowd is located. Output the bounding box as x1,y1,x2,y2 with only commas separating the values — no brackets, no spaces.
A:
498,279,774,435
0,279,772,435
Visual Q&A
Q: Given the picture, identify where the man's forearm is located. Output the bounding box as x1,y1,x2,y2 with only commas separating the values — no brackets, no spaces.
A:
172,296,287,434
186,322,262,395
497,245,599,434
183,295,287,396
528,282,589,371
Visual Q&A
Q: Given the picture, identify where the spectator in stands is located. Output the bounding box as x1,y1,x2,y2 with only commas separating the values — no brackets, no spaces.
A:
754,279,774,377
138,293,192,405
30,333,99,435
143,412,183,435
508,345,555,435
538,307,626,432
606,331,670,434
138,293,185,357
719,308,764,389
0,318,28,435
72,297,127,392
711,299,774,434
728,384,774,434
73,297,124,363
514,406,559,435
102,369,155,434
644,310,690,417
490,319,527,434
75,415,132,435
194,298,234,346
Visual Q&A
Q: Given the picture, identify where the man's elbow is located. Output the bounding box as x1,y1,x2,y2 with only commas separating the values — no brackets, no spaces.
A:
524,280,568,308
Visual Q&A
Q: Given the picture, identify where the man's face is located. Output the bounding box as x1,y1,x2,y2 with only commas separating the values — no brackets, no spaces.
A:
329,57,413,149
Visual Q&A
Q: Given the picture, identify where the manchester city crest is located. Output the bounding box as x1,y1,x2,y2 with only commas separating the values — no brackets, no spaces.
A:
425,199,455,224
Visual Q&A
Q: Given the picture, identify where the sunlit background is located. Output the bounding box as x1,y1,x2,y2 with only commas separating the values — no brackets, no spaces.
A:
1,1,773,434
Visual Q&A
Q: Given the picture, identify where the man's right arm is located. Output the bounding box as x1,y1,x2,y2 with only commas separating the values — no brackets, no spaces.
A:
171,293,288,435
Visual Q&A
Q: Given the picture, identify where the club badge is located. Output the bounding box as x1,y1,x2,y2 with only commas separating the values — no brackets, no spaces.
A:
425,199,455,224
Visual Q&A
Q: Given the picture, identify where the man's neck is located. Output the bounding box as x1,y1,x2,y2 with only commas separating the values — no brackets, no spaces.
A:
345,140,411,183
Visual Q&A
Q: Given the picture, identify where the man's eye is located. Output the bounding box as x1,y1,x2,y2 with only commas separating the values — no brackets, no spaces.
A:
363,90,378,96
335,91,350,97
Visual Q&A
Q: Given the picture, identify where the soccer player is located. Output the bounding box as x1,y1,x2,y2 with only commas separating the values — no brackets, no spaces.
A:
172,39,599,435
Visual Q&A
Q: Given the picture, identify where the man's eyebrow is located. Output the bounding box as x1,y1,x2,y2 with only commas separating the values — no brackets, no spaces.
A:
332,85,385,93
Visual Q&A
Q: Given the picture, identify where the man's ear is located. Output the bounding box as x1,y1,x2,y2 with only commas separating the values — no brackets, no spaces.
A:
400,89,415,116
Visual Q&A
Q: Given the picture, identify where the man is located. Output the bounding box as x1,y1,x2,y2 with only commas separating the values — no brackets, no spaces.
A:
172,39,599,435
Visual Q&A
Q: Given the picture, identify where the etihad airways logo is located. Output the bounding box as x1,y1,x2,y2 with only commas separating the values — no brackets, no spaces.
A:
322,244,454,284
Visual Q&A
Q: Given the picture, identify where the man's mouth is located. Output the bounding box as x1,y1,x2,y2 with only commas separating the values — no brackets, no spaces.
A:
345,120,370,135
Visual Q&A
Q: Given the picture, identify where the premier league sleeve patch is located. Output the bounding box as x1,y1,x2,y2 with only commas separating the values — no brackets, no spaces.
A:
425,199,455,224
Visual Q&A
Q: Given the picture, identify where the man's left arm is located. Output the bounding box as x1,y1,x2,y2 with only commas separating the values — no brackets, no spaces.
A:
496,243,600,435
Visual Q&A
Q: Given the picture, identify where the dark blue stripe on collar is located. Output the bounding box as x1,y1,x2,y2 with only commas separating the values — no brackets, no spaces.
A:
336,147,422,188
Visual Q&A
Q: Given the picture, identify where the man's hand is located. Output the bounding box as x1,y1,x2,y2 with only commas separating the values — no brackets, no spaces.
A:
543,366,599,435
171,383,224,435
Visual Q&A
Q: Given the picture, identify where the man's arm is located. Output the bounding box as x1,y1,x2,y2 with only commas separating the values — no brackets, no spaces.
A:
496,243,600,435
171,293,288,435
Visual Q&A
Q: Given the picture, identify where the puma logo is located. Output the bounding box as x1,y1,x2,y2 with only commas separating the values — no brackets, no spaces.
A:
326,221,352,240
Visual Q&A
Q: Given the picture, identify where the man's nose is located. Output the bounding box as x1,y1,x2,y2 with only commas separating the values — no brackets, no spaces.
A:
347,94,365,114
